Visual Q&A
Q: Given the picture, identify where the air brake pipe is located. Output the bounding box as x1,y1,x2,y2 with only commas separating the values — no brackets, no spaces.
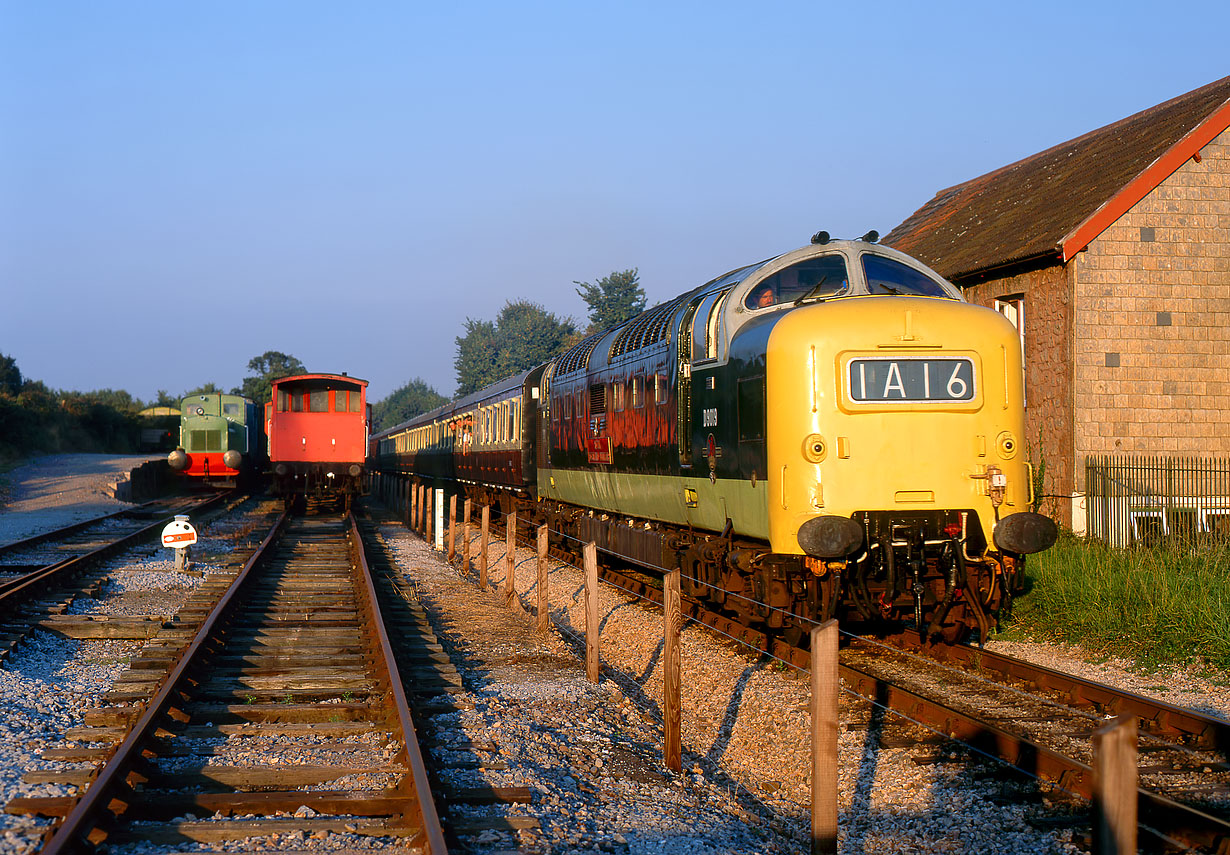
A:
924,540,965,640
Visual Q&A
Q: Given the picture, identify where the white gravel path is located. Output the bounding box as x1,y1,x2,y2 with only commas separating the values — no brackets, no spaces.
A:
0,454,158,546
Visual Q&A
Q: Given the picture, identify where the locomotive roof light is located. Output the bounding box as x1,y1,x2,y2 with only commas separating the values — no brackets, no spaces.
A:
859,229,880,244
810,230,831,245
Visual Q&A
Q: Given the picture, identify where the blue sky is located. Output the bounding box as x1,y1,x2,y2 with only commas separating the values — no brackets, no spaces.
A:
2,1,1227,403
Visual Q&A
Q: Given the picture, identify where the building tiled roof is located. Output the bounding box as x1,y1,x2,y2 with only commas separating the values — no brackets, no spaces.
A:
883,76,1230,282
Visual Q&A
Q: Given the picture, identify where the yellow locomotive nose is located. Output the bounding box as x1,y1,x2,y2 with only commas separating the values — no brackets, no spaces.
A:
764,295,1032,556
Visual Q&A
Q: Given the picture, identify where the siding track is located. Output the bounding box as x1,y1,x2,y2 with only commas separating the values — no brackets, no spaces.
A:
6,511,447,853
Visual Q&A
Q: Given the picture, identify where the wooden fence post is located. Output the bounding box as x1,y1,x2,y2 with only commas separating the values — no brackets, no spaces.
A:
411,482,419,532
447,494,457,562
503,511,517,606
403,479,411,525
1093,715,1138,855
811,619,839,855
663,568,681,773
536,524,549,632
462,499,473,574
479,505,490,588
585,542,599,683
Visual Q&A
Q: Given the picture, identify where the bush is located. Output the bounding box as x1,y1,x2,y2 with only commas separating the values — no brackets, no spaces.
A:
1004,531,1230,675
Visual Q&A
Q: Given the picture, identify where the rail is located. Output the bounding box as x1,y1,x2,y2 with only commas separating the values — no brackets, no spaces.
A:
368,476,1230,852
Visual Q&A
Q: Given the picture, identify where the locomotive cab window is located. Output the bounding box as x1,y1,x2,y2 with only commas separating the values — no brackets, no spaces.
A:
222,402,241,418
744,255,849,310
862,255,953,298
310,390,328,412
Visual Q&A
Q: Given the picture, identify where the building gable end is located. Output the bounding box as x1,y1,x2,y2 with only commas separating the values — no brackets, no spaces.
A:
1060,97,1230,261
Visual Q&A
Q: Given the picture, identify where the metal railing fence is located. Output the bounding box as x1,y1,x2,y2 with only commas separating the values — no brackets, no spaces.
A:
1085,454,1230,547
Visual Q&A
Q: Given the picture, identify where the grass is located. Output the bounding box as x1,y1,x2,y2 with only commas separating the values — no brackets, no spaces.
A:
1000,531,1230,678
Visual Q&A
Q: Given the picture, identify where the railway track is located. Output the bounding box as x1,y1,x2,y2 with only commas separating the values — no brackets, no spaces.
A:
0,492,237,659
6,511,448,852
469,510,1230,853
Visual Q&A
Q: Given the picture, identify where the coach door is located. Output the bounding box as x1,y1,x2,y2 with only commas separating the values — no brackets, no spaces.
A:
676,296,704,468
536,365,553,470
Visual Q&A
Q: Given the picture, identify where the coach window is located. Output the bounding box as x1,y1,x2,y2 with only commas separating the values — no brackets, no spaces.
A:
654,373,668,405
631,375,645,409
612,380,625,412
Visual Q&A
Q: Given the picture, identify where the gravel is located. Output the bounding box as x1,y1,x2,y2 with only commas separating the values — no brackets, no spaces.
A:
377,518,1087,854
2,459,1227,853
0,454,157,546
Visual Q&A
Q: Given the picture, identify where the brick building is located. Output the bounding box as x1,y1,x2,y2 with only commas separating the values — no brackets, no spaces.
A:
884,76,1230,532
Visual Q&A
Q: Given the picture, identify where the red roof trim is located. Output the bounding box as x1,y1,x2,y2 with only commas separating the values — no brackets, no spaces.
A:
1060,96,1230,261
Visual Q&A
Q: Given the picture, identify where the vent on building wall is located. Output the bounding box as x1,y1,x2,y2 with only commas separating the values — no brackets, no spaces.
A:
1105,353,1120,368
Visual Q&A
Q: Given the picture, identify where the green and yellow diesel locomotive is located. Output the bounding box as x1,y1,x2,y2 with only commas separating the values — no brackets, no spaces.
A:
373,235,1056,643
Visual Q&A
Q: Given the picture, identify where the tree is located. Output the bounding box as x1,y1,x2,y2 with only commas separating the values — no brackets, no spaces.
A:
152,390,181,408
575,268,646,335
237,351,306,406
453,318,499,397
371,378,447,431
454,301,578,396
84,388,141,413
0,353,21,397
182,381,224,400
